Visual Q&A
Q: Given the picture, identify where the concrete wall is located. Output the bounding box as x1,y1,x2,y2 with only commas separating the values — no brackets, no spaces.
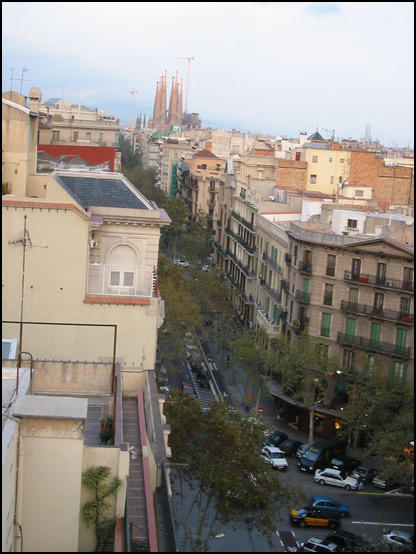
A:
2,421,19,552
17,417,85,552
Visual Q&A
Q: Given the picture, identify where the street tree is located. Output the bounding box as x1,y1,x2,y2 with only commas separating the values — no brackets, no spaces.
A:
164,391,303,552
267,334,342,443
232,335,268,410
162,197,189,256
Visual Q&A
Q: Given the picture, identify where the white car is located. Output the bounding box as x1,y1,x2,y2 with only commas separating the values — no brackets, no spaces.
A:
314,468,359,490
176,259,190,267
382,530,413,551
201,264,210,272
260,446,288,471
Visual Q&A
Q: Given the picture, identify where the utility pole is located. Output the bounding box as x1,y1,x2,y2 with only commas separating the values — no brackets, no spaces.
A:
175,55,194,113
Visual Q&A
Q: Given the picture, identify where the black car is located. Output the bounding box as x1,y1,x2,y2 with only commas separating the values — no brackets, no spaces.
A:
279,439,303,457
264,430,288,447
350,465,378,483
325,529,369,551
330,456,361,473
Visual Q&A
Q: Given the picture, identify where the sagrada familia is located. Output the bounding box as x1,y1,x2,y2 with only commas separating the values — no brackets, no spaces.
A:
148,70,183,129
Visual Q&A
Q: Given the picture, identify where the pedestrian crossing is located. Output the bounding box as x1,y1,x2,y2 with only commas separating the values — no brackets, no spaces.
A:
185,363,216,411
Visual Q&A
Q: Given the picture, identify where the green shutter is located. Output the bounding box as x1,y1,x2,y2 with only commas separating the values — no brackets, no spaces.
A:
396,328,408,355
346,318,356,343
303,279,309,294
370,323,381,348
321,313,331,337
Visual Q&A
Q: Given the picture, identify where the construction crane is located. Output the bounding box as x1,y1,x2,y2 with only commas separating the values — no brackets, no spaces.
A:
175,55,194,113
123,88,138,131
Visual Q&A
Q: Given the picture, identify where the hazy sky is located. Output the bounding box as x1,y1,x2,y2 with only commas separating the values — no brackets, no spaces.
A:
2,2,414,146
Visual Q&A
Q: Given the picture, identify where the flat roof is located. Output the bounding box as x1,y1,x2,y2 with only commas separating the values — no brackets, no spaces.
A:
13,395,88,420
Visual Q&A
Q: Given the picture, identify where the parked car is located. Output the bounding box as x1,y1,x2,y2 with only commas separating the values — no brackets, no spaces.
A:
260,446,288,471
314,468,359,490
382,530,414,552
296,442,312,459
289,507,340,529
307,495,350,517
201,264,210,272
330,456,361,473
298,438,346,473
264,430,288,447
299,536,339,552
176,259,190,267
371,473,398,489
279,438,303,457
350,465,378,483
324,529,367,551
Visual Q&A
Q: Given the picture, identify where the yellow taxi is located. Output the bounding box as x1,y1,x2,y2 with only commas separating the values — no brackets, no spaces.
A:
290,507,340,529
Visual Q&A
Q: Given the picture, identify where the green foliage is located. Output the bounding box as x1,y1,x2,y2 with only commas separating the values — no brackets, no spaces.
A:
164,391,303,551
81,466,121,552
119,134,141,169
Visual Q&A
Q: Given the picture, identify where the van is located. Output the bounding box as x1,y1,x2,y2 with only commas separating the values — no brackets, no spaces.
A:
298,438,346,473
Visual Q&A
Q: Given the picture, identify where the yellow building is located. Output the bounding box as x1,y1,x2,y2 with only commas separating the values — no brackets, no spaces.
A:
304,143,351,195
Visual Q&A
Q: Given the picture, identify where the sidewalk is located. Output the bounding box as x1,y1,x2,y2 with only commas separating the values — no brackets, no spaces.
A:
207,336,378,469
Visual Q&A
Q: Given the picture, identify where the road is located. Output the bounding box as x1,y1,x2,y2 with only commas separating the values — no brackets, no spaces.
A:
159,327,414,551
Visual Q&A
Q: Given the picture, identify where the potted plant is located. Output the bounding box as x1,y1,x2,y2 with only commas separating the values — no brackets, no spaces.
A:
104,416,113,431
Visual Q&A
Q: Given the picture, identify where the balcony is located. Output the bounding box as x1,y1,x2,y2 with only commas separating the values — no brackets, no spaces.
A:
256,309,280,335
228,252,256,279
295,290,311,304
285,253,292,265
341,300,414,325
86,264,155,299
263,282,282,304
344,271,414,294
292,316,310,335
337,332,411,359
298,261,312,275
262,253,283,275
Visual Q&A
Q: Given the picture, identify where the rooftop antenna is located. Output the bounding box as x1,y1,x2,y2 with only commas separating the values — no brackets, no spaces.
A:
175,55,194,113
18,66,29,95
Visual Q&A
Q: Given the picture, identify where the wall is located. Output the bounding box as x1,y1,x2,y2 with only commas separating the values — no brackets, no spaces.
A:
17,417,85,552
2,422,19,552
79,447,129,552
37,144,117,171
276,159,307,191
304,148,350,195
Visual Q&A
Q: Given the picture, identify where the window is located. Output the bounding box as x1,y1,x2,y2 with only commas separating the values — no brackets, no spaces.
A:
343,349,354,371
99,132,104,142
110,271,134,287
257,170,263,179
86,132,91,141
340,158,344,163
352,258,361,278
2,339,17,360
330,176,334,184
72,131,79,142
347,219,358,229
329,157,333,163
326,254,336,276
370,323,381,348
323,284,334,306
403,266,413,288
321,313,331,337
400,297,411,316
349,288,358,304
373,293,384,314
377,263,386,285
201,164,207,169
355,189,364,197
52,130,60,141
389,361,407,379
312,155,318,163
310,174,317,184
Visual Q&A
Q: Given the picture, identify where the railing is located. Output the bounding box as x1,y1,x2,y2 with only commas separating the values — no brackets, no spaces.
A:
344,271,414,293
341,300,414,324
228,252,256,279
293,316,310,335
295,290,311,304
263,282,282,304
86,264,155,298
262,253,283,275
256,309,280,334
337,332,411,359
298,261,312,274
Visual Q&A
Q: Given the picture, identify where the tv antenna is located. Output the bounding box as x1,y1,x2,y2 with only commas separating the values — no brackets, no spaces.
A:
123,88,138,131
18,66,29,95
5,67,14,91
175,55,194,113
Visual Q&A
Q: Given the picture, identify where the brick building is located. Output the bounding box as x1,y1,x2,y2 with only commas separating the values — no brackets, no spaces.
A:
349,151,414,209
276,159,307,191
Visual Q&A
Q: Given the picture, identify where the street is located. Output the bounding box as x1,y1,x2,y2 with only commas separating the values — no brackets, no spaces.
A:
158,326,414,551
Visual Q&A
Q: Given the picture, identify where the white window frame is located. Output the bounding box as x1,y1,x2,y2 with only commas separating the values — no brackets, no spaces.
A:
109,269,136,289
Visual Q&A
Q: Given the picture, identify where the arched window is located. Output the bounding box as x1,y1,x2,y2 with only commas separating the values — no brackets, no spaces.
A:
108,245,138,290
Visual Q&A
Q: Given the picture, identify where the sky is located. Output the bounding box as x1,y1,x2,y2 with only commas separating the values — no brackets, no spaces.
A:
2,2,414,147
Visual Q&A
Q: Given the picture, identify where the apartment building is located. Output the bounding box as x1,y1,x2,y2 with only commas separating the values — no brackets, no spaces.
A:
304,143,351,195
157,138,198,197
255,216,290,341
177,149,224,229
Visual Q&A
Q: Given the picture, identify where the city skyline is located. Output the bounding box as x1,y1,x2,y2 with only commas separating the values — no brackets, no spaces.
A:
2,2,414,147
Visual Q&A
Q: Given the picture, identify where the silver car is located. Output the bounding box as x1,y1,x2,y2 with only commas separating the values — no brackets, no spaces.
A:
314,468,359,490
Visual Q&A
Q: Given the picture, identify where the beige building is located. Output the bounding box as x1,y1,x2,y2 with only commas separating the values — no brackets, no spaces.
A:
38,97,120,148
157,138,197,197
178,149,224,229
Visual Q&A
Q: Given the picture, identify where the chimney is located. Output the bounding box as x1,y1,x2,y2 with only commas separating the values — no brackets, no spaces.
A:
28,86,41,113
